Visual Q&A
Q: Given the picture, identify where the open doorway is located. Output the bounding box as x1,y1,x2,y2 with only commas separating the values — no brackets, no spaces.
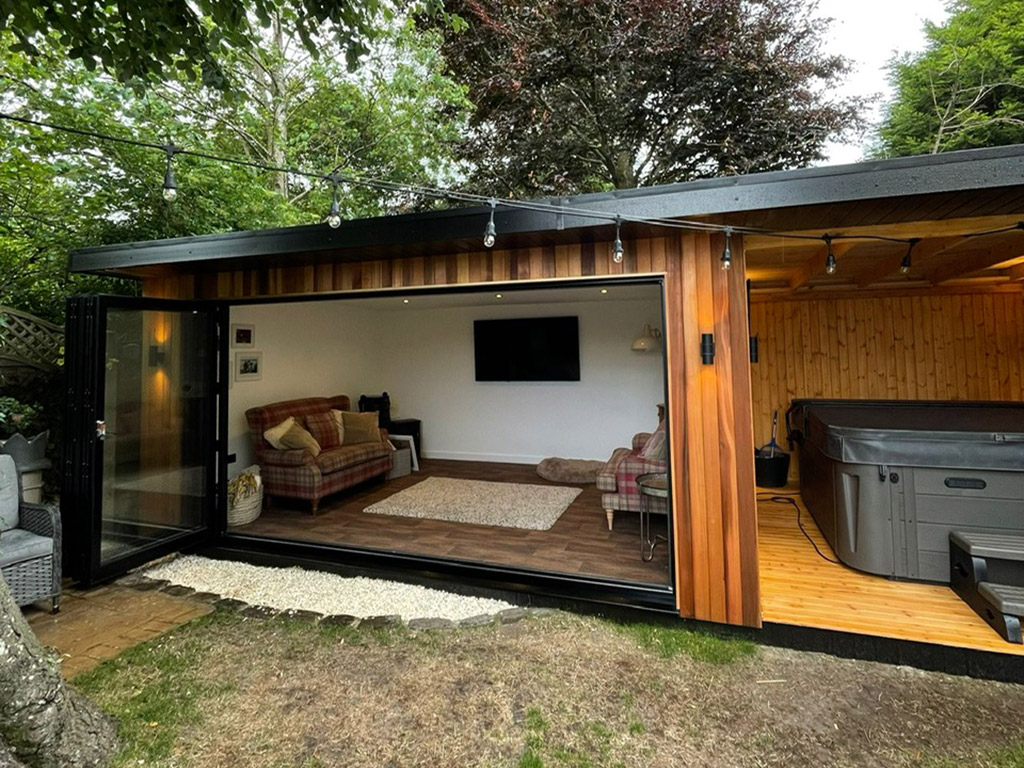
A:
222,280,674,588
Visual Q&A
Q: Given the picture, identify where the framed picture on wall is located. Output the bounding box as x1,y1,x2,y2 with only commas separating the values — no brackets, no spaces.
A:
232,324,255,348
235,352,262,382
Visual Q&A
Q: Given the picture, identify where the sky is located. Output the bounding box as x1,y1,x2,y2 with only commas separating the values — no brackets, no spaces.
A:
814,0,950,165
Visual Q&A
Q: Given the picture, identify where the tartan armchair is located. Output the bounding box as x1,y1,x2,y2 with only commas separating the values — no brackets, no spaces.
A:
0,455,61,613
596,431,667,531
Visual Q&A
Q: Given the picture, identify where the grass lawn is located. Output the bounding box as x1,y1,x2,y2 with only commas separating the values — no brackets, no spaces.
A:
74,609,1024,768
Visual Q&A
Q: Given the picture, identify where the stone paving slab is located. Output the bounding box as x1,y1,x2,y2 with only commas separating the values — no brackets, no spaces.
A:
24,583,212,679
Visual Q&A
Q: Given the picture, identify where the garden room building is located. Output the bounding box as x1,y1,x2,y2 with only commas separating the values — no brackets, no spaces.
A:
63,144,1024,679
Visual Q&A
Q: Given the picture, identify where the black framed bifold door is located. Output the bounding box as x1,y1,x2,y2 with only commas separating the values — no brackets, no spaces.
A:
64,296,224,585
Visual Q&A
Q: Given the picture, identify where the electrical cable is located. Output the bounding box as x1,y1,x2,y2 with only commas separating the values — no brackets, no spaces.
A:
2,110,1023,250
757,492,841,565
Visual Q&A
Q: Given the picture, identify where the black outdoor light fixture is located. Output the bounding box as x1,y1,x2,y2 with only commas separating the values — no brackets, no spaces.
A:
700,332,715,365
483,198,497,248
721,226,733,270
900,238,920,274
824,234,837,275
148,344,166,368
326,173,343,229
161,144,181,202
612,215,624,263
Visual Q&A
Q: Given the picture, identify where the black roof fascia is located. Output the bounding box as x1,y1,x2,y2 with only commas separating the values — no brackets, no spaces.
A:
69,143,1024,275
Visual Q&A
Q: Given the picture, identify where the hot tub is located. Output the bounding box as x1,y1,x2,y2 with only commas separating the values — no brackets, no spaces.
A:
787,399,1024,583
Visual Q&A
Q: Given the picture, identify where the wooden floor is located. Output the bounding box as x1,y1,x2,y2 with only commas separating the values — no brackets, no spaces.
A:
758,491,1024,656
235,459,671,585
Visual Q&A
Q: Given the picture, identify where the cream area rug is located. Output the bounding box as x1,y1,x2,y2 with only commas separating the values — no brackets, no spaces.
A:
363,477,582,531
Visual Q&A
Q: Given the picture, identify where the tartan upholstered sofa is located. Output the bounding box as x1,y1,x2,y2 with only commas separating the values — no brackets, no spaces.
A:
245,395,392,514
596,429,667,531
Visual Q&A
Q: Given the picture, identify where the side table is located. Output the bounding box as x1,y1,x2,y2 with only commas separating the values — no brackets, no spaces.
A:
636,472,668,562
388,418,422,458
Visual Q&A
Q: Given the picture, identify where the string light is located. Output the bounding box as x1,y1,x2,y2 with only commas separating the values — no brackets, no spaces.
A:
162,144,181,202
483,199,497,248
612,215,624,263
824,235,837,275
721,226,733,270
326,173,343,229
900,238,920,275
2,112,1024,254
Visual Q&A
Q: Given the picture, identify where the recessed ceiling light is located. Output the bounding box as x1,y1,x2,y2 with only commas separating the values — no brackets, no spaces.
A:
600,288,608,294
495,293,503,299
403,298,410,304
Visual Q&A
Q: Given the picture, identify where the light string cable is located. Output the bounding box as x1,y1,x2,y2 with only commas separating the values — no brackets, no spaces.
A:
2,111,1023,251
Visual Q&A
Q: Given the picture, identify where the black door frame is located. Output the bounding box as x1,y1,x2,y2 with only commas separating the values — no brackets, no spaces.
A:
63,295,226,586
65,278,678,611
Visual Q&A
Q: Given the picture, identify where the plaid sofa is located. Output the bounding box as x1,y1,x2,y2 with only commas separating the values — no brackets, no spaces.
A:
597,431,667,530
245,395,392,514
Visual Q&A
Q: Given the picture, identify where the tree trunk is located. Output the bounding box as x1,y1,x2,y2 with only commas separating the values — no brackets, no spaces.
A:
268,14,290,197
0,579,118,768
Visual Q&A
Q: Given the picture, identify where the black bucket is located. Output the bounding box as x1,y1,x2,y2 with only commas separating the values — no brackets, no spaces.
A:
754,450,790,488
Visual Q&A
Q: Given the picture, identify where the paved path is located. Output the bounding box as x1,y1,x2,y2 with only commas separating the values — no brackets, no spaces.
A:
24,582,212,679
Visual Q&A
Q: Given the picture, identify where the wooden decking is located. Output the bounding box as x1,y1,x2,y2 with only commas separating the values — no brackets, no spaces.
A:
758,492,1024,657
236,459,671,586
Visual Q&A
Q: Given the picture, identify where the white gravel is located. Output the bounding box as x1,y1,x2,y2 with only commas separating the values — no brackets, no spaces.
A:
144,555,514,621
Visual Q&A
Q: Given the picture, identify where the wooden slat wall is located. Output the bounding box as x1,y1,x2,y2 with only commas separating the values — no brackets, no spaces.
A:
750,292,1024,465
143,234,762,627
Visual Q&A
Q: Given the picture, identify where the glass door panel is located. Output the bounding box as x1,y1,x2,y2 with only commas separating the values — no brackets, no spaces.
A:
98,307,214,566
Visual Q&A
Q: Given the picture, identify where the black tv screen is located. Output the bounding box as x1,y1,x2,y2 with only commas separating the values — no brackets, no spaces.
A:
474,316,580,382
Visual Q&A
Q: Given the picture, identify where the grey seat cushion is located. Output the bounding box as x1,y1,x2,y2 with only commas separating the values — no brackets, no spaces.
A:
0,528,53,568
0,456,19,531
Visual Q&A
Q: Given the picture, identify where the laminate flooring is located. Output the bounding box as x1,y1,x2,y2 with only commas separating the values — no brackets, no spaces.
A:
236,459,671,585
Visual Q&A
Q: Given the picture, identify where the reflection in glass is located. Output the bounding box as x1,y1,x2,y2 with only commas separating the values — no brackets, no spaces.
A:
100,309,210,564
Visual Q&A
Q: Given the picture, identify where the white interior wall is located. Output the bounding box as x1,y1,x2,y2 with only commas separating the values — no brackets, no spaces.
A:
377,299,665,464
227,290,665,473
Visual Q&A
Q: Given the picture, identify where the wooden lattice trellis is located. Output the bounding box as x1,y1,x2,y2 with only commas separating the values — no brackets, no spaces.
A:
0,306,63,384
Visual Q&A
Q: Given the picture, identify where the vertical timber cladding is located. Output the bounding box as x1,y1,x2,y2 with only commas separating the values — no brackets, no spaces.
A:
141,234,762,628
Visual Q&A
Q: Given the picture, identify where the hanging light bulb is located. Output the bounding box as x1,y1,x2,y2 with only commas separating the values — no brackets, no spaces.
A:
721,226,733,270
162,145,179,202
613,215,624,263
824,235,837,275
483,199,497,248
326,173,343,228
900,238,919,275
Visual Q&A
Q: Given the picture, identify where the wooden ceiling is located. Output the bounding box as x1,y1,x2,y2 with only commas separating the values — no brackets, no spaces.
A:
733,188,1024,298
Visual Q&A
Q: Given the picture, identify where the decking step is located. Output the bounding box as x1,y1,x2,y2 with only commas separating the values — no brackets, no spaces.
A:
950,532,1024,562
978,582,1024,616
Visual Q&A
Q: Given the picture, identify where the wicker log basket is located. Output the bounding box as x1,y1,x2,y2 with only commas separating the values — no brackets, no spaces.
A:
227,465,263,526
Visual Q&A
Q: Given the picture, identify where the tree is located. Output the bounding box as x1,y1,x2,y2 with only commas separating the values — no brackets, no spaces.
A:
0,578,117,767
0,18,470,323
874,0,1024,157
0,0,384,89
425,0,858,198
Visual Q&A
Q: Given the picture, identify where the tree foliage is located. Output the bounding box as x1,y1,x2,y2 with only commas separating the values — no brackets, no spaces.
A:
426,0,859,197
0,0,384,89
875,0,1024,157
0,17,470,322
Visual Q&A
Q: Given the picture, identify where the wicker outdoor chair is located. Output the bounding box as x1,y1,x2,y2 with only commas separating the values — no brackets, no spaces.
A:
0,454,61,613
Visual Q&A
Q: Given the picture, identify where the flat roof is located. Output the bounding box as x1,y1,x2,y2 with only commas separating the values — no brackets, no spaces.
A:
69,143,1024,276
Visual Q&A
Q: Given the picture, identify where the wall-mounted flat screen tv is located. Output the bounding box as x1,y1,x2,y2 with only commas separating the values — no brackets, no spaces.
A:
474,316,580,382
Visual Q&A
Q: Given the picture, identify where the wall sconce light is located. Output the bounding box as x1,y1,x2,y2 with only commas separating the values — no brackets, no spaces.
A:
700,333,715,365
749,335,759,364
148,344,166,367
631,324,662,352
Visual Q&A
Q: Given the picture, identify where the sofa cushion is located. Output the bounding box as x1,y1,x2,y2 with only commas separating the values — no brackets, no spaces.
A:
306,411,341,450
265,418,321,457
640,423,667,461
0,528,52,568
315,442,391,475
330,409,346,445
341,411,381,445
246,395,350,455
0,456,18,532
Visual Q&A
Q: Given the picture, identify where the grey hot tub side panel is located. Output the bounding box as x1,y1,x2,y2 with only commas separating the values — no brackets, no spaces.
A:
794,401,1024,583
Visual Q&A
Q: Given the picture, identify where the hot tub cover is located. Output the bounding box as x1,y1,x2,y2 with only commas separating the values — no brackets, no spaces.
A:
796,400,1024,471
